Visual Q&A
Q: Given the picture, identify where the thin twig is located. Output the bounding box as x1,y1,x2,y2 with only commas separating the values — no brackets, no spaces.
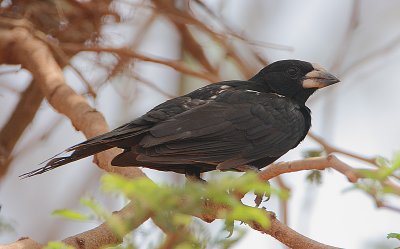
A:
132,73,177,99
308,132,377,165
60,44,220,83
339,34,400,78
330,0,360,73
275,176,290,226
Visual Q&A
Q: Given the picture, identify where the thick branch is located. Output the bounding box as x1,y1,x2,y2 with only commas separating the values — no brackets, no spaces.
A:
195,205,340,249
255,211,341,249
1,238,41,249
0,81,43,177
0,27,144,178
62,203,151,249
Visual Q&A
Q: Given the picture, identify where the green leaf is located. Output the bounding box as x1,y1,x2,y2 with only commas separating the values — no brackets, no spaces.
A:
52,209,89,221
375,156,390,168
80,198,110,220
387,233,400,240
175,242,198,249
43,241,75,249
303,149,323,158
172,213,193,226
224,218,234,238
226,205,270,229
306,170,323,184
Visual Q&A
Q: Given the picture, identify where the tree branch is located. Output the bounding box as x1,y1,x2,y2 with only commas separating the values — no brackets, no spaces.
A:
308,132,377,166
256,211,341,249
2,155,360,249
0,27,144,178
0,81,43,177
60,44,220,83
258,155,361,183
1,237,42,249
62,203,151,249
194,204,341,249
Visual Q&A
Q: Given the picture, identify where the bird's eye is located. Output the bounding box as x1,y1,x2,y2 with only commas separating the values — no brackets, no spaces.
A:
287,67,299,79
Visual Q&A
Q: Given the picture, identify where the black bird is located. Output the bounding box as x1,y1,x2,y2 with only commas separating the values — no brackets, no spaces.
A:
21,60,339,180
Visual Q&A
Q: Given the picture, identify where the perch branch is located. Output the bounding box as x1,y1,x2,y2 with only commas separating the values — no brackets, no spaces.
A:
2,153,363,249
258,154,361,183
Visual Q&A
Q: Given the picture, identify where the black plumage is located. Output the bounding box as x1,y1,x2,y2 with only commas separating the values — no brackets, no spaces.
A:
21,60,339,179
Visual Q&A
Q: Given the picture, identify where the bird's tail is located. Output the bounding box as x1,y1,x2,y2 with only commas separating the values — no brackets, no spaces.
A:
20,124,149,178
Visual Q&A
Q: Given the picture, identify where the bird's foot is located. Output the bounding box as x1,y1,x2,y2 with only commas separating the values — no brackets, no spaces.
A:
233,165,270,207
185,168,206,183
254,180,270,207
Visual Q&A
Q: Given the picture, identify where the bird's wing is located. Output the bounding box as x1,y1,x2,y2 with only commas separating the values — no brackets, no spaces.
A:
136,91,307,170
19,88,221,178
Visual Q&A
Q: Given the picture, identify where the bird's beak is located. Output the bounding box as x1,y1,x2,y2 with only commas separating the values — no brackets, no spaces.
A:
302,64,340,88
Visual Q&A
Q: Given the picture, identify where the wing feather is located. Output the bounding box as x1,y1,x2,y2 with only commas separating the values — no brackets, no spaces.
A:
135,91,306,170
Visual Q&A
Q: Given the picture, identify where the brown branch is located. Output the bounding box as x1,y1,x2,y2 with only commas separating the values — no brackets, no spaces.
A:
0,81,43,177
256,211,341,249
339,33,400,78
1,237,42,249
169,15,218,75
150,0,258,78
330,0,360,73
308,132,377,165
234,154,364,206
62,203,151,249
275,176,290,225
0,27,145,178
5,117,63,168
195,205,340,249
259,155,400,212
259,155,361,183
158,232,181,249
0,15,382,249
1,203,152,249
3,155,358,249
60,44,220,83
132,73,177,99
308,133,400,183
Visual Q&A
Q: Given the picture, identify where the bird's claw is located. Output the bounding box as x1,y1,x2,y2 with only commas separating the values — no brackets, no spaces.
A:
254,180,271,207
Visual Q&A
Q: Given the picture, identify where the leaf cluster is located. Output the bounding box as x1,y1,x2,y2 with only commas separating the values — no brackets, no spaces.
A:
51,173,284,249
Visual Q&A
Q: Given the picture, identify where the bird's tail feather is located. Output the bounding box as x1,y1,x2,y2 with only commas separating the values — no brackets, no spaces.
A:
19,126,148,178
19,143,112,179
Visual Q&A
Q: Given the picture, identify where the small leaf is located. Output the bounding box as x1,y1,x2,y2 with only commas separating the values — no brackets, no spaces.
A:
226,206,270,229
306,170,323,184
375,156,390,168
175,242,197,249
303,149,323,158
43,241,75,249
387,233,400,240
224,218,234,238
172,213,193,226
80,198,109,220
52,209,89,221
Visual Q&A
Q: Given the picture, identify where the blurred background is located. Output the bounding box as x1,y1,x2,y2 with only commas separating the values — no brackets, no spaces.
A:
1,0,400,248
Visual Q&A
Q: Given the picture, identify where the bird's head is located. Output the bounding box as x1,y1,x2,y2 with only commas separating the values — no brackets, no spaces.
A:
251,60,339,104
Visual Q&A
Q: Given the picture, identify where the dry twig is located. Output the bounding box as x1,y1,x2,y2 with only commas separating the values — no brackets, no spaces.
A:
0,81,43,177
